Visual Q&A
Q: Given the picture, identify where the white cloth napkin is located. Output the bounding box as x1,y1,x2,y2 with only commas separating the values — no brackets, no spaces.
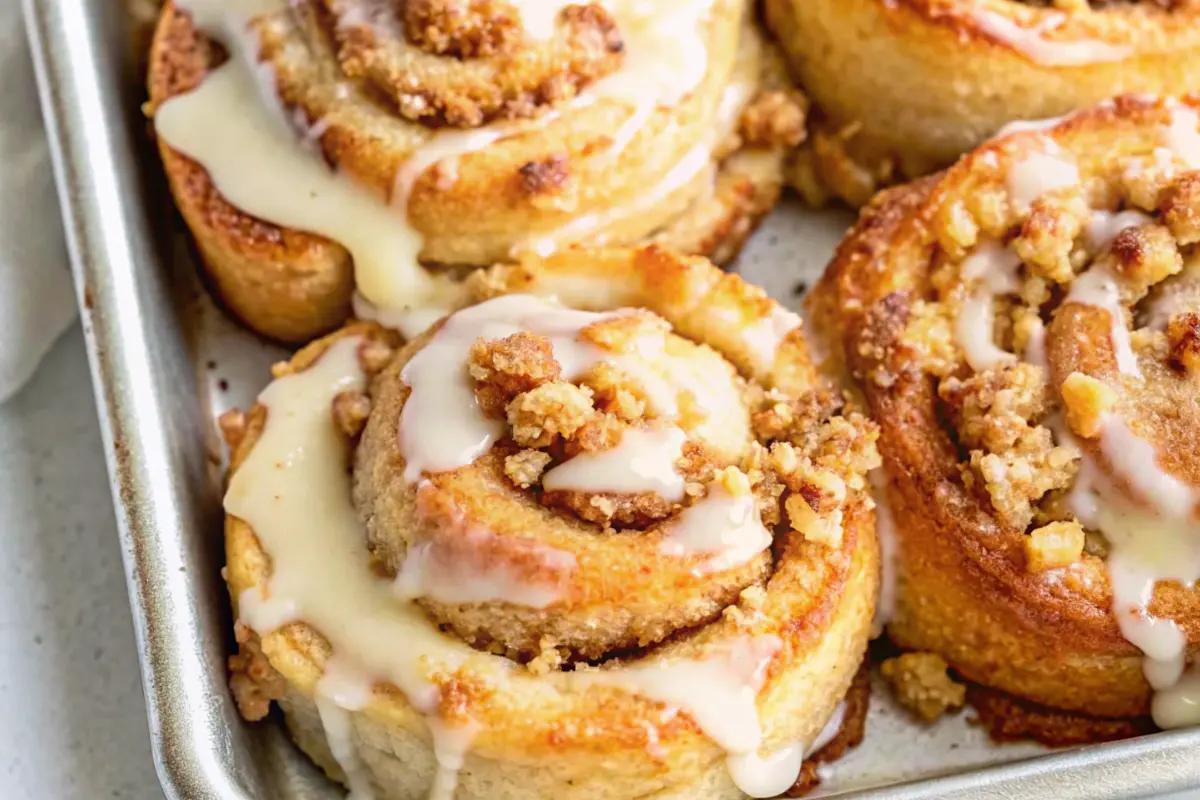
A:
0,4,77,403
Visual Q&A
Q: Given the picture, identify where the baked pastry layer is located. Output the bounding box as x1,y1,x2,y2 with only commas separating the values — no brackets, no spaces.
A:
811,95,1200,728
766,0,1200,206
223,246,880,797
147,0,803,342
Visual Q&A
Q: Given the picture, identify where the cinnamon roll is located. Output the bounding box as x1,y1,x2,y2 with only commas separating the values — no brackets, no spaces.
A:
765,0,1200,206
145,0,803,342
222,245,879,798
810,95,1200,739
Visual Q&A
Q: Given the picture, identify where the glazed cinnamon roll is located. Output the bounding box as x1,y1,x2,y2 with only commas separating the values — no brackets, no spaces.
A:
810,95,1200,740
765,0,1200,207
145,0,803,342
222,246,878,798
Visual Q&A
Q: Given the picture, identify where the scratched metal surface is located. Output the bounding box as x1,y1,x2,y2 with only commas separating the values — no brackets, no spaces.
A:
23,0,1200,796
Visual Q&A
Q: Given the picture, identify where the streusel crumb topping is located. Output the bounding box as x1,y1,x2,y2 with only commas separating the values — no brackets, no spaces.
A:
462,307,879,543
883,108,1200,563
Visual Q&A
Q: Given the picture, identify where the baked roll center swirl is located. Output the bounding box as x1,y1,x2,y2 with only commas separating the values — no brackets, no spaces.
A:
358,293,772,660
223,247,880,798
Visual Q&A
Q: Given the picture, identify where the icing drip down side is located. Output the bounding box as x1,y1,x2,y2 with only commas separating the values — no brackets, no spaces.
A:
914,100,1200,729
156,0,739,321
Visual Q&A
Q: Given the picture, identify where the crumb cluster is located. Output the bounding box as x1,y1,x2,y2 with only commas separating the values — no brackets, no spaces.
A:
462,308,880,547
325,0,625,126
788,118,897,208
403,0,523,58
753,388,881,547
739,89,809,150
881,652,966,723
229,622,286,722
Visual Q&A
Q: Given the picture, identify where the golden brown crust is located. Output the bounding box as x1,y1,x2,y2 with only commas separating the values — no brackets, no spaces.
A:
147,1,794,342
765,0,1200,206
224,248,880,797
786,661,870,797
967,683,1158,746
811,95,1200,724
147,9,355,342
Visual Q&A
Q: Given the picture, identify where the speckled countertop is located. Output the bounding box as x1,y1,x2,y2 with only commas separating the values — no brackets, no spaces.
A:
0,327,159,800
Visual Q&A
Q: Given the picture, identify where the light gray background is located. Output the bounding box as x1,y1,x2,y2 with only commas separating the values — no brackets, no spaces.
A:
1,328,157,800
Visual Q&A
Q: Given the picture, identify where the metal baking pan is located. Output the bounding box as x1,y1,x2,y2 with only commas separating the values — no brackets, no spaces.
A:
23,0,1200,797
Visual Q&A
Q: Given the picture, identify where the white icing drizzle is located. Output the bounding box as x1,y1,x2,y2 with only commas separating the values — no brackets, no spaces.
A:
1059,416,1200,727
808,701,847,755
426,718,478,800
869,470,898,640
519,134,713,258
397,294,753,484
398,295,624,480
332,0,400,35
172,0,278,30
725,742,805,799
1065,267,1142,378
591,0,716,110
956,241,1022,372
225,337,484,797
352,292,450,341
971,9,1131,67
159,0,457,312
228,334,807,791
1120,103,1200,194
1006,144,1080,213
659,485,773,574
508,0,573,39
389,114,558,217
317,655,375,708
1103,417,1195,519
1023,316,1047,370
1165,103,1200,170
742,306,802,376
160,0,723,316
393,487,578,608
394,539,570,608
315,698,375,798
571,635,785,797
995,114,1069,139
391,0,722,259
1122,146,1177,188
1068,209,1152,378
516,24,758,258
315,658,376,798
542,425,687,501
1152,672,1200,729
724,698,846,798
1085,210,1154,255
